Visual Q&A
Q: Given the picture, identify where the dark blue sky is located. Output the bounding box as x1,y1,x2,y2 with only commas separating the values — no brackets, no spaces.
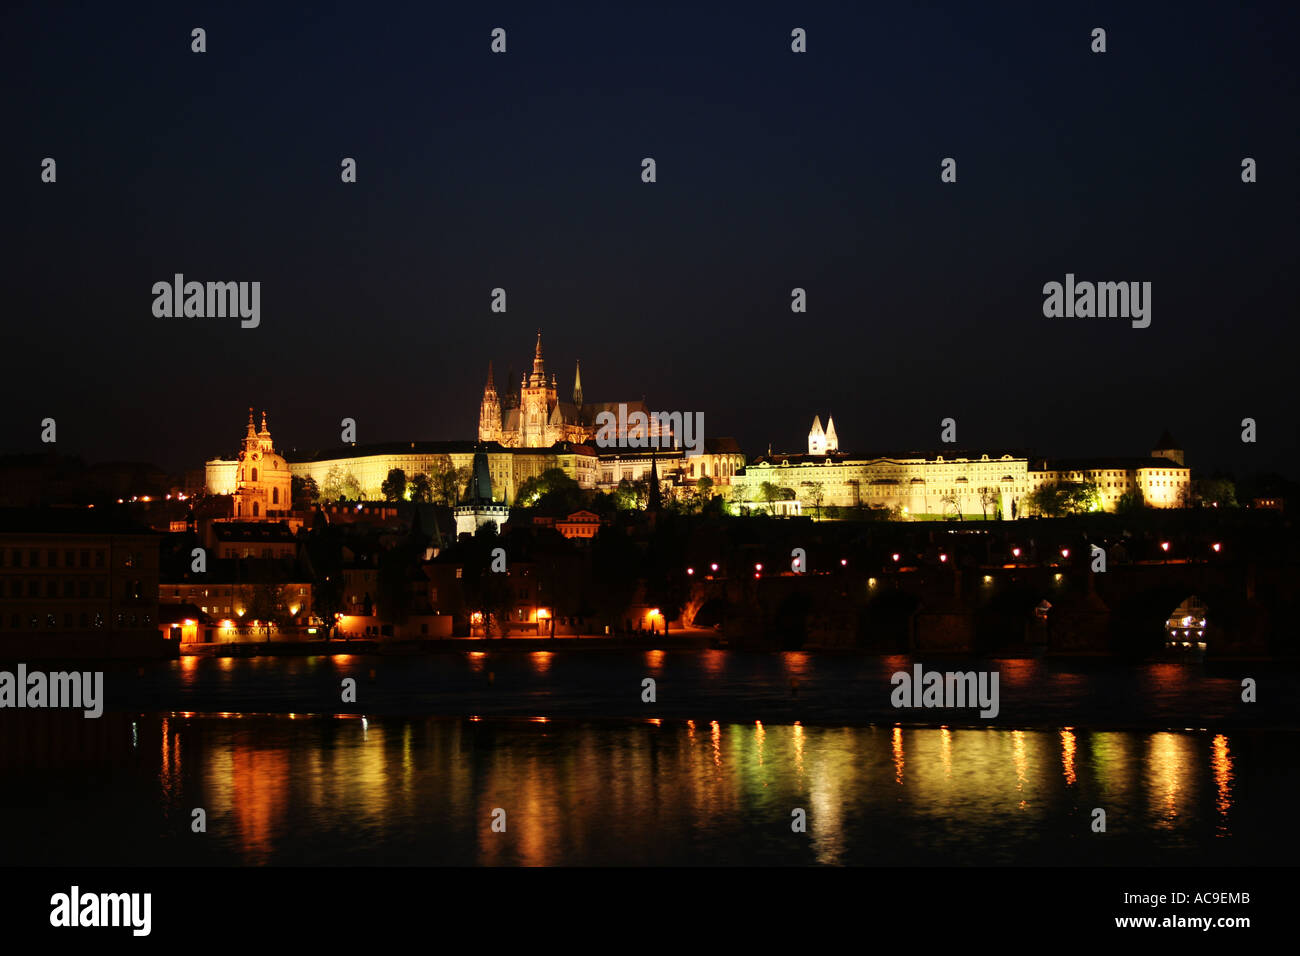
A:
4,1,1296,475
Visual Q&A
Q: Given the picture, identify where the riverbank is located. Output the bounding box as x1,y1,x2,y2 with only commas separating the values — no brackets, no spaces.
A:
176,629,719,657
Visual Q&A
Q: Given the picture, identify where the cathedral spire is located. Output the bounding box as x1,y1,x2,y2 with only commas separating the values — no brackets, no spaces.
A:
532,329,545,379
478,362,502,443
259,410,270,437
245,407,257,440
573,360,583,408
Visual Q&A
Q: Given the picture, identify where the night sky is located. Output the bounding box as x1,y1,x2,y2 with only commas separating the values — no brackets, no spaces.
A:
4,1,1296,476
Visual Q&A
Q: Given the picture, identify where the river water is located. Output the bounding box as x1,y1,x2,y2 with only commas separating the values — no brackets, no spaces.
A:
1,651,1295,865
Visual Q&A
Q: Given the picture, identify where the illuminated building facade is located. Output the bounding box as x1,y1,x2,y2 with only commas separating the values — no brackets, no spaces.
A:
209,435,599,506
477,331,662,448
231,410,292,520
732,418,1029,518
1027,433,1191,511
734,419,1191,518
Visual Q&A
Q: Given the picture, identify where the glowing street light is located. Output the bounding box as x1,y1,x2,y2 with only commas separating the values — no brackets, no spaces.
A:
710,563,719,572
1060,548,1070,559
1212,542,1222,553
939,554,948,563
687,567,695,576
1012,547,1021,558
1160,542,1170,552
891,553,900,562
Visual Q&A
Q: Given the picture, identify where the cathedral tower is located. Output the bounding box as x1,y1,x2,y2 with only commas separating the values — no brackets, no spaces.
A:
478,362,502,443
519,330,558,447
808,415,827,455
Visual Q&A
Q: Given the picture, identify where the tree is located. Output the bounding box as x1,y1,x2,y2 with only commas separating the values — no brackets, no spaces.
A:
408,472,433,503
1027,480,1100,517
1115,486,1146,514
381,468,408,502
292,475,320,508
801,481,826,520
696,475,714,501
427,456,468,506
940,492,962,520
1184,477,1238,509
322,465,362,502
515,468,582,510
759,481,784,516
615,477,648,510
978,486,999,520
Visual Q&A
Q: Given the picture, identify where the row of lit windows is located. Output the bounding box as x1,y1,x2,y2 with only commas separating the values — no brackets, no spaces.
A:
170,586,308,599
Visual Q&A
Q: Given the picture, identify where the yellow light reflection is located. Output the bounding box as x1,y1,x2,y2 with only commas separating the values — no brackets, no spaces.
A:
1013,730,1028,809
1211,733,1233,835
1147,732,1184,827
1061,729,1077,787
892,726,904,784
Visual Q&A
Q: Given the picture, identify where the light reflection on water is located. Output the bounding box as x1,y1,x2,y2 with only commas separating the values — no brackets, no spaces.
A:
0,713,1281,866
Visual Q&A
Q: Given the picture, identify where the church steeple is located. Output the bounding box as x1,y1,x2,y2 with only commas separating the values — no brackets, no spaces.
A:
258,410,273,451
478,362,502,443
808,415,827,455
573,360,583,408
530,329,546,384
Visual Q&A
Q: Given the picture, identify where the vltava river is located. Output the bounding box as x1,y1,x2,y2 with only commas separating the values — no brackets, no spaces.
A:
2,712,1292,865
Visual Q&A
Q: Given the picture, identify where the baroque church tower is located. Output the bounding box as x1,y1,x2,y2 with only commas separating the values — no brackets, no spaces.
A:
233,409,292,519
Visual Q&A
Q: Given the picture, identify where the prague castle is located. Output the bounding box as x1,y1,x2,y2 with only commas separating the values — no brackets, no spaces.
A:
205,398,1185,520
